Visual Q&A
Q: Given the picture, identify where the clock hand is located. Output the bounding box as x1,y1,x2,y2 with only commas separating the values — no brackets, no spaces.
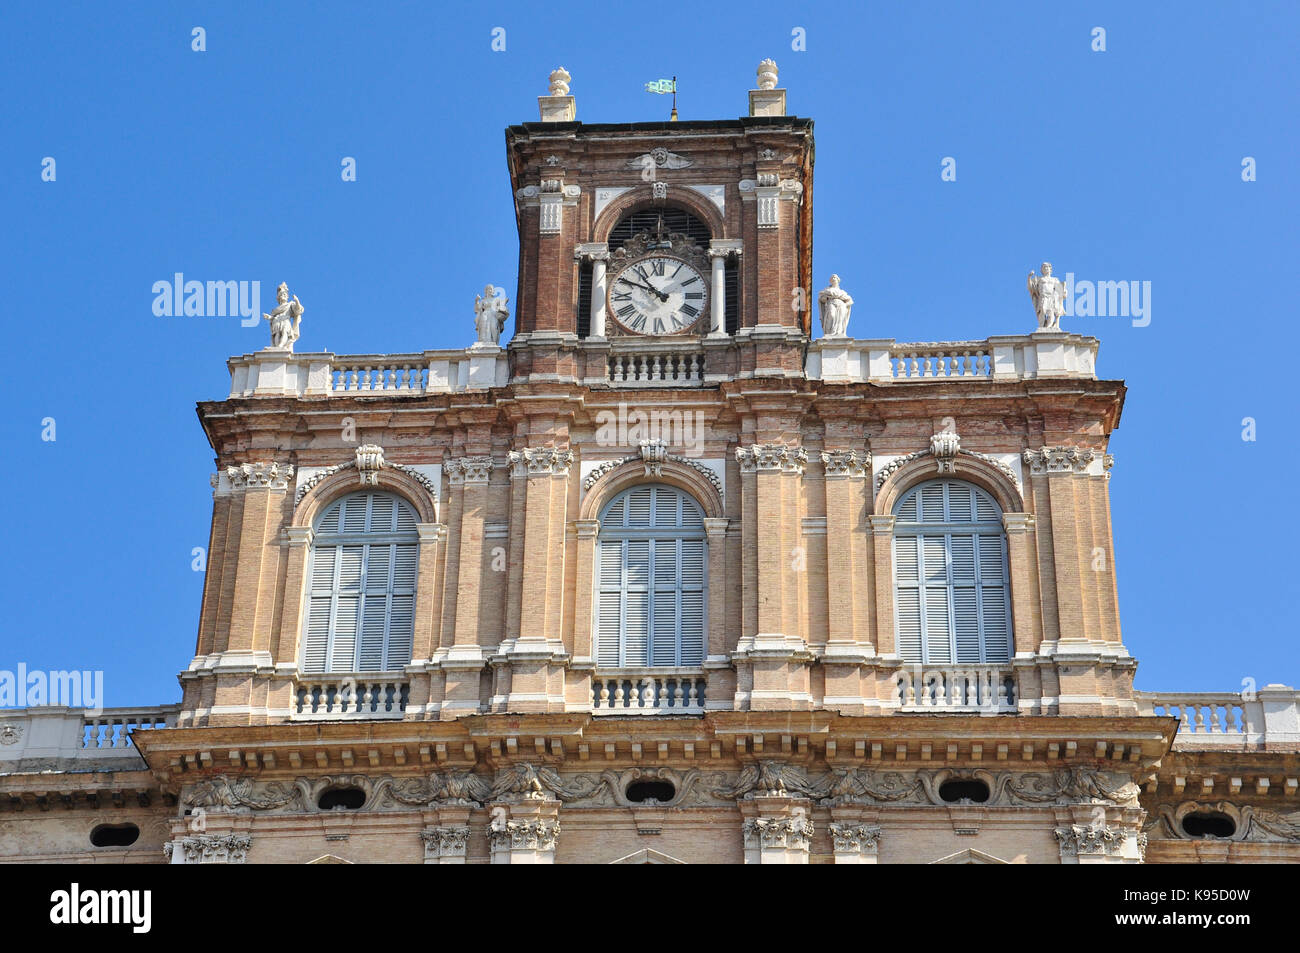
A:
618,276,669,302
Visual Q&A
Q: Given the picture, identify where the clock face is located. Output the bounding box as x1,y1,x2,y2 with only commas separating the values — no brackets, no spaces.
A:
607,255,708,335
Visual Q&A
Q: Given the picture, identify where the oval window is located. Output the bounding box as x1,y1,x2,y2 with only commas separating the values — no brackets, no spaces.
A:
90,823,140,847
625,780,676,804
317,787,366,811
1181,811,1236,838
938,779,990,804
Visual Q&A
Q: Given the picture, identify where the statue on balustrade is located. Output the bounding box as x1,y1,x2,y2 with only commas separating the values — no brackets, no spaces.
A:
263,282,304,350
474,284,510,346
817,274,853,338
1027,262,1066,332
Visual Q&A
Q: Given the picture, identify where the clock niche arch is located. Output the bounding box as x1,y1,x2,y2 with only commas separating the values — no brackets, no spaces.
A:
579,199,737,337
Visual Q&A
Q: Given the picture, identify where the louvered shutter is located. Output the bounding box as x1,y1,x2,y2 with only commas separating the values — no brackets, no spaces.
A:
893,480,1013,665
304,492,421,673
594,485,708,669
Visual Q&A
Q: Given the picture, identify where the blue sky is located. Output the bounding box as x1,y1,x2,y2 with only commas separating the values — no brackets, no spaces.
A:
1,1,1296,704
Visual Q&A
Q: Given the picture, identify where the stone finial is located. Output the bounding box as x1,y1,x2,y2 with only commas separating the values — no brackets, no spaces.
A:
817,274,854,338
749,59,786,117
540,67,576,122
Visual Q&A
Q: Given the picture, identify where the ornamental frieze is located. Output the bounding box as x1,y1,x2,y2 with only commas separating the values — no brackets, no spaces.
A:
1144,801,1300,843
1055,824,1124,855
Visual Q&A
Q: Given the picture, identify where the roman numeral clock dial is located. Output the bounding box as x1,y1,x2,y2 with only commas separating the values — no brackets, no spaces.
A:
608,255,708,335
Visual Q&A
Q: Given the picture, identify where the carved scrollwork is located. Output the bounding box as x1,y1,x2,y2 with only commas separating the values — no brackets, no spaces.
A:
713,760,820,800
1145,801,1300,843
487,763,610,804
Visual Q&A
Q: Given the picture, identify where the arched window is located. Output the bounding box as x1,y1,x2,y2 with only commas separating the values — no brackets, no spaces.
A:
892,480,1011,664
303,491,418,673
595,485,706,667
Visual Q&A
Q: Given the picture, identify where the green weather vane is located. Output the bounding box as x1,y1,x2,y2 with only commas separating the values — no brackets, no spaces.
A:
645,76,678,120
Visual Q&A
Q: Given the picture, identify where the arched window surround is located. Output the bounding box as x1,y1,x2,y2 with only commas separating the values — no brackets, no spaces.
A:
891,479,1013,666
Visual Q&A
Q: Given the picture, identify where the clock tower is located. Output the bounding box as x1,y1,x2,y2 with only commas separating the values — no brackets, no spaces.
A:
506,61,813,384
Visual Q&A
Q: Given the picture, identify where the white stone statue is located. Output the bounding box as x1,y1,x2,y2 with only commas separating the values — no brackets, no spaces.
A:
817,274,854,337
474,284,510,346
1027,262,1066,332
263,282,304,350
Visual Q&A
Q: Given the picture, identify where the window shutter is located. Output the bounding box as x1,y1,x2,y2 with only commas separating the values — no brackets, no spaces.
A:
893,480,1013,666
594,485,709,670
304,491,421,674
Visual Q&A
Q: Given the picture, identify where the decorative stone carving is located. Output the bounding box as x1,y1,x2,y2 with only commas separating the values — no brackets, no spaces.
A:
817,275,854,337
1022,446,1100,474
582,452,723,499
0,723,22,745
828,822,882,854
376,770,492,809
445,456,496,485
167,833,253,864
639,439,669,477
387,463,438,498
488,818,560,852
263,282,304,351
820,450,870,480
226,461,293,491
294,453,437,503
1027,262,1066,332
474,284,509,346
355,444,385,485
929,431,961,474
626,147,693,170
488,763,609,803
508,447,574,478
548,67,570,96
756,58,779,90
185,776,307,813
743,813,813,850
714,761,820,800
421,826,471,861
815,769,923,805
874,443,1021,493
1145,801,1300,843
737,177,803,227
651,181,668,200
1055,825,1124,855
735,444,808,475
611,231,708,272
758,148,777,161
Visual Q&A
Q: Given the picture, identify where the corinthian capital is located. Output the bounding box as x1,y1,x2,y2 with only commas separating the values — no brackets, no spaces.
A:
1023,446,1100,475
508,447,574,478
735,444,808,475
820,449,870,479
446,456,497,485
225,462,294,491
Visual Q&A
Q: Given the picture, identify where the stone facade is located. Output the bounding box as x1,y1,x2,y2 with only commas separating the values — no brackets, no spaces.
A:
2,66,1297,865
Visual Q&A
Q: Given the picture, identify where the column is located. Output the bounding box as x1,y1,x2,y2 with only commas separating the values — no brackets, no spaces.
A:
738,796,813,864
707,240,742,337
710,248,726,335
591,252,608,339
